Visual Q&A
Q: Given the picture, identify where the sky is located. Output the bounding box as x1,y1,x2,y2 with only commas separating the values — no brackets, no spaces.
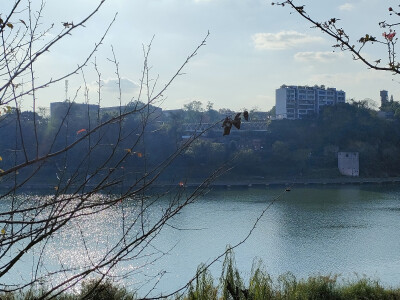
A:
6,0,400,112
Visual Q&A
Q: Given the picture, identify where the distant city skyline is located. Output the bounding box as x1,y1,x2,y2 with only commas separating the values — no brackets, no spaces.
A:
4,0,400,112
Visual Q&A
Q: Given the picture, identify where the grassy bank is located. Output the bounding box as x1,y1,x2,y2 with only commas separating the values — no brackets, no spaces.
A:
2,251,400,299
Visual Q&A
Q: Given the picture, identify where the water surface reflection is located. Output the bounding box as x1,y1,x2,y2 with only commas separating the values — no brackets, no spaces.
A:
2,185,400,295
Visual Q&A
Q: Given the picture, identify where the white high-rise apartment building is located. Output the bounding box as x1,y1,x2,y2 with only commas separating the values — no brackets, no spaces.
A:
275,85,346,119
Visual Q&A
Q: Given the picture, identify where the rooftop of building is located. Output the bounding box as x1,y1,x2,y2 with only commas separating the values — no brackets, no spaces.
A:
279,84,344,92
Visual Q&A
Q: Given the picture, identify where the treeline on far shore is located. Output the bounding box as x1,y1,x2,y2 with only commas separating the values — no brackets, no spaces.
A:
1,100,400,189
2,250,400,299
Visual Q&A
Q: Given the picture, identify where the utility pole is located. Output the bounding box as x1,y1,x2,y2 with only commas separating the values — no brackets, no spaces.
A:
65,80,69,102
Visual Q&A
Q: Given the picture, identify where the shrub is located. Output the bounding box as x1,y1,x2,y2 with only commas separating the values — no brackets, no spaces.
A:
292,275,340,300
79,279,135,300
340,278,395,300
248,260,274,300
186,264,218,300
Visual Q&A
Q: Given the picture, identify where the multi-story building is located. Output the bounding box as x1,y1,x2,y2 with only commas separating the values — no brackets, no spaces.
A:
50,101,100,120
275,85,346,119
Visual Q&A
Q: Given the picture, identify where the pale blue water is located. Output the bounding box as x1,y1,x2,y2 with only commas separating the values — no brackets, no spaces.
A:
2,184,400,296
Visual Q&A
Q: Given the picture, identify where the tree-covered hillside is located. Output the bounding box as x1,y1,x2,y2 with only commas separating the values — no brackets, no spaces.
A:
1,101,400,187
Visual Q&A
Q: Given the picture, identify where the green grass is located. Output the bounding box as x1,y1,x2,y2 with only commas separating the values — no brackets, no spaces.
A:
3,252,400,300
183,250,400,300
0,279,134,300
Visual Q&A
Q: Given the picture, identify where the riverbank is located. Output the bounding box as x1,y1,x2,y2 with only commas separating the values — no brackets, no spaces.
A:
3,176,400,191
174,176,400,189
4,255,400,300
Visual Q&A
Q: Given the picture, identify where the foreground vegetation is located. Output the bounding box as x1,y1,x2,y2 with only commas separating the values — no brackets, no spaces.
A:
3,251,400,300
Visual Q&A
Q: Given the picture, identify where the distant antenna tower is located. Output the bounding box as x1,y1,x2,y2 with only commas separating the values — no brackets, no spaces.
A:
380,90,388,106
65,80,69,102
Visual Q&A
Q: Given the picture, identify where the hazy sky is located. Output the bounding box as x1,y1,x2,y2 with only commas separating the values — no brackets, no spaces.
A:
8,0,400,111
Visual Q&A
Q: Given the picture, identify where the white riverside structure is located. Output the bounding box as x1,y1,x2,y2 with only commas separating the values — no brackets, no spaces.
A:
338,152,359,177
276,85,346,119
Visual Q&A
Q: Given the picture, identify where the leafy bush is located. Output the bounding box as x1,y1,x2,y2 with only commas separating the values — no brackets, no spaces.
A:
79,279,135,300
186,264,218,300
340,278,396,300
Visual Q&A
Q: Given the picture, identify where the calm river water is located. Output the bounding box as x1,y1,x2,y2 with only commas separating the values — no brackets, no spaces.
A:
3,184,400,295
